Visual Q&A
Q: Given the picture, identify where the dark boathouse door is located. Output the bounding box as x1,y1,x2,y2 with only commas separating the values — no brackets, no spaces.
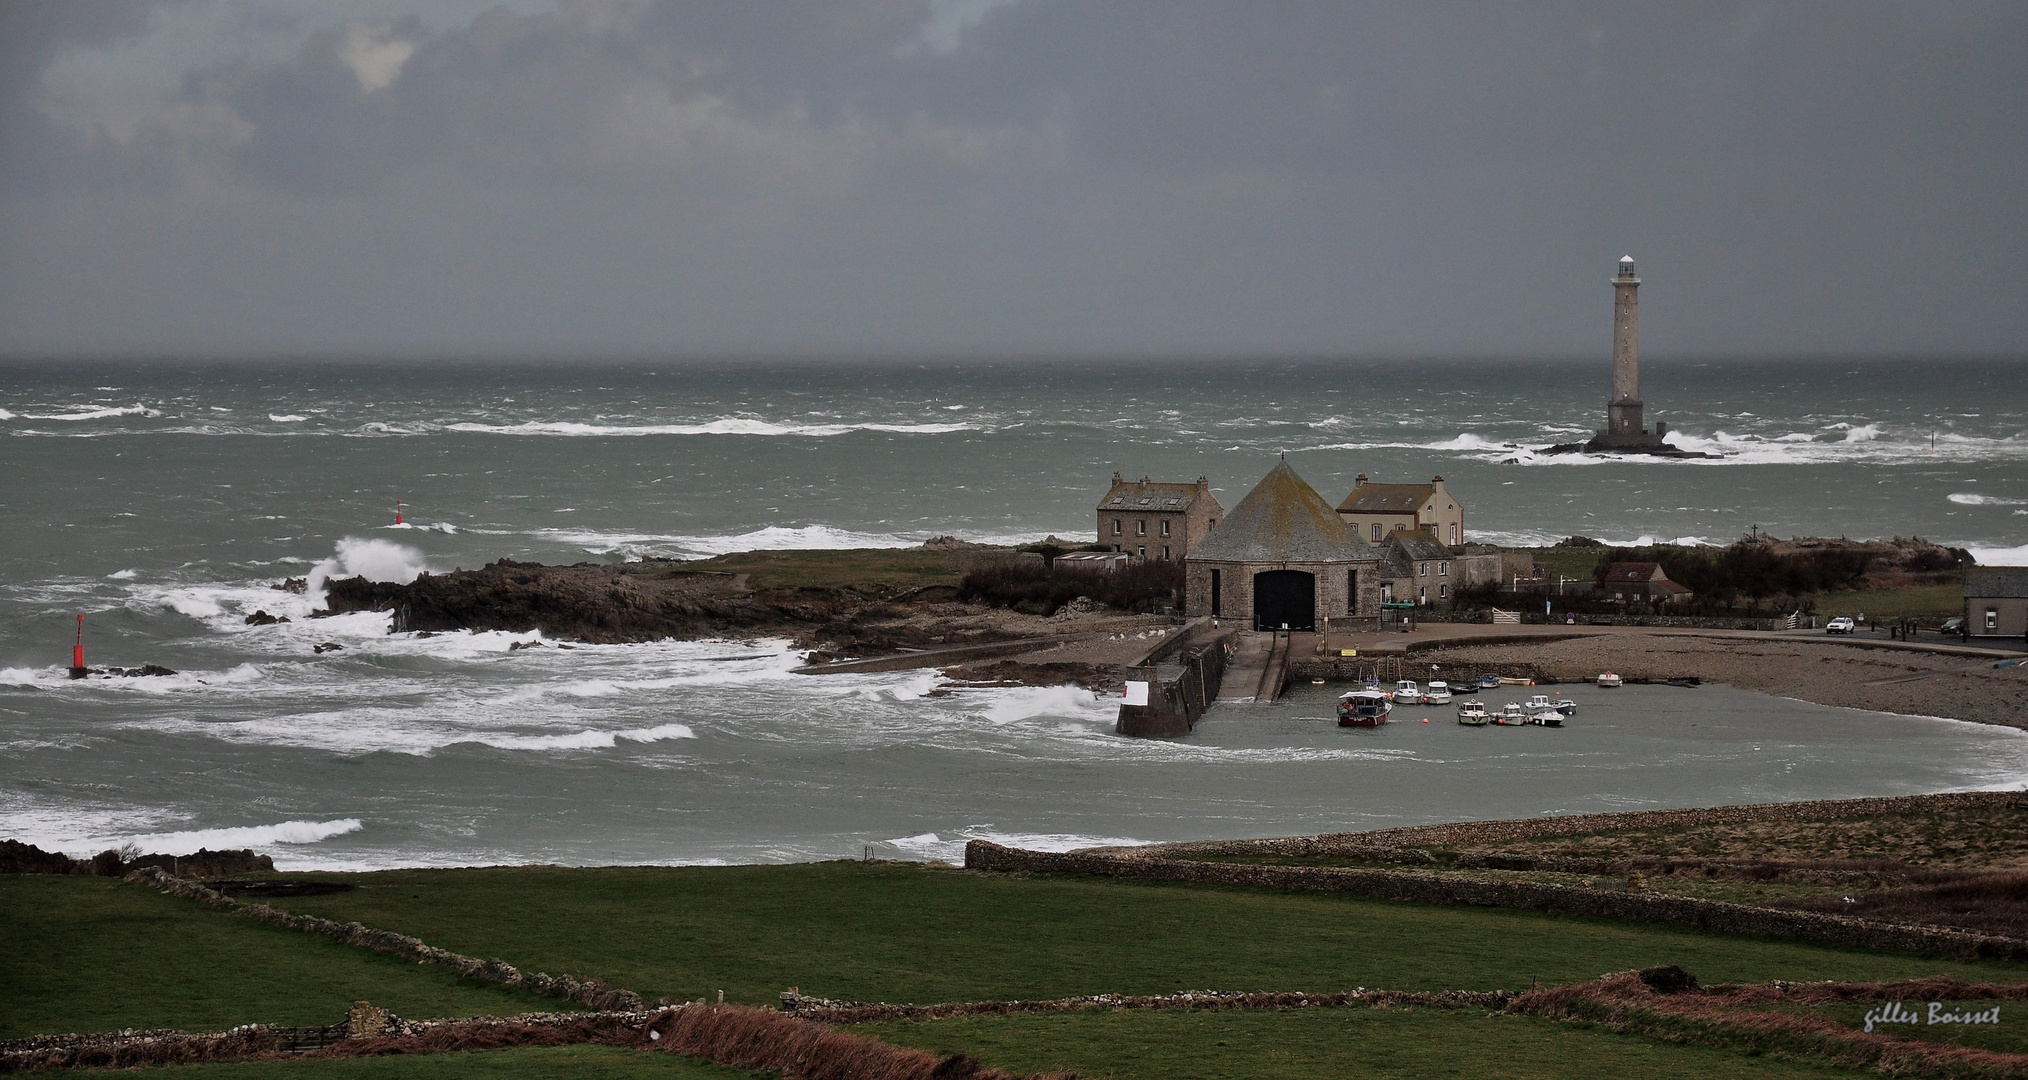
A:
1253,570,1315,631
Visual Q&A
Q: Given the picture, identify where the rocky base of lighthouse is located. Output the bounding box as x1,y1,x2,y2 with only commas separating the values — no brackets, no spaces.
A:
1538,432,1720,458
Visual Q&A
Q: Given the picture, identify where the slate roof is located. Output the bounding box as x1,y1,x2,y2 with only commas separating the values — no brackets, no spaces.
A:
1187,460,1375,564
1385,528,1453,562
1338,482,1435,515
1603,562,1666,584
1097,477,1203,513
1967,567,2028,598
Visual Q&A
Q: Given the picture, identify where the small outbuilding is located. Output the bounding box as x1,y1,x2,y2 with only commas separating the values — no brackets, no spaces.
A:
1965,567,2028,638
1184,460,1381,631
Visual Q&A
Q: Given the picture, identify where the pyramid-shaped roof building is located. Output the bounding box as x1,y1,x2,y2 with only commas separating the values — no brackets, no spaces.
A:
1188,459,1375,564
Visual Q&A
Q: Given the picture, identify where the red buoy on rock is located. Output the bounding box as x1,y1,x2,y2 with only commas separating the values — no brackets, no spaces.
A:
70,614,86,679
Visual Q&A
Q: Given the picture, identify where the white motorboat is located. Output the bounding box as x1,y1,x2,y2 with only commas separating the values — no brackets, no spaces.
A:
1495,703,1529,726
1456,700,1489,726
1338,690,1394,727
1596,672,1623,688
1424,680,1453,704
1389,679,1424,705
1528,711,1565,728
1525,693,1578,716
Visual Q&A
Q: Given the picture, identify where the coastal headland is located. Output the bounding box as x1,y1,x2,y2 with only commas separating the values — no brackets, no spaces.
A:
308,538,2027,730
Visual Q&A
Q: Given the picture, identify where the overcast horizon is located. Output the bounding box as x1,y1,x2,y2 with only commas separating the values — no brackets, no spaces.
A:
2,2,2024,361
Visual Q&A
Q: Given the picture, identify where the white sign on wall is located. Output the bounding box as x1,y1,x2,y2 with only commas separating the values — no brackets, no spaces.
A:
1122,681,1151,707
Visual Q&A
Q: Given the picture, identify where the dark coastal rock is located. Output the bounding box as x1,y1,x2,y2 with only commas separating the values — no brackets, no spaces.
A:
507,640,543,651
0,839,272,877
313,642,345,654
275,577,308,594
106,664,178,677
244,609,291,625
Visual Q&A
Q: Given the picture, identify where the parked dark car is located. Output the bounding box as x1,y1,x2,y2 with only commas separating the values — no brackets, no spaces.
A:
1940,616,1966,635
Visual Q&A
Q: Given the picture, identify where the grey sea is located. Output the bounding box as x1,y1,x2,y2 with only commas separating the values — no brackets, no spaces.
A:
3,357,2027,868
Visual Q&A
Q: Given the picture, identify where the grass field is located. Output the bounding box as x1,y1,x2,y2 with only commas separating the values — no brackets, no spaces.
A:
666,548,964,591
862,1007,1865,1079
1809,583,1965,620
241,862,2024,1009
68,1046,756,1080
0,876,557,1039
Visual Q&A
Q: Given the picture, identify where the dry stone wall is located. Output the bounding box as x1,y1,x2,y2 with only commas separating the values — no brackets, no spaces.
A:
965,839,2028,962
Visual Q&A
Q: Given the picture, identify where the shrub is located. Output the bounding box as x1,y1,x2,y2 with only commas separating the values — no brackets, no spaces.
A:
957,560,1182,615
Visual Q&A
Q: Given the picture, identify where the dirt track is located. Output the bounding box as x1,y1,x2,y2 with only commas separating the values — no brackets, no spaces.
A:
1418,632,2028,730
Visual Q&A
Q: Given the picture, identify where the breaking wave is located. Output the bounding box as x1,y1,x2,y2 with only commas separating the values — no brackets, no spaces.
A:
14,404,156,421
121,817,364,854
1950,493,2028,506
306,537,429,604
445,418,976,437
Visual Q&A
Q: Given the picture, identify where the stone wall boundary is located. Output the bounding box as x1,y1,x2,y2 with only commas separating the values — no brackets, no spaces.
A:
778,986,1515,1025
963,841,2028,962
123,868,642,1012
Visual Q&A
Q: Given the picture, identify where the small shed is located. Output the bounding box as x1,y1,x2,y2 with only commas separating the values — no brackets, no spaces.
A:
1965,567,2028,638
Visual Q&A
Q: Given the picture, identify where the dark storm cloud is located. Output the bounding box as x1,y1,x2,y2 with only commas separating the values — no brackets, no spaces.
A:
0,1,2022,357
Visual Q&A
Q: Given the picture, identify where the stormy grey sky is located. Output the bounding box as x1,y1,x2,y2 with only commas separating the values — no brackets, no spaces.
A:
0,1,2022,359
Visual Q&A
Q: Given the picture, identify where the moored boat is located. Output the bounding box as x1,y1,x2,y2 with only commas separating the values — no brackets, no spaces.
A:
1597,672,1623,688
1495,702,1529,726
1528,711,1565,728
1425,680,1453,704
1338,689,1394,727
1549,695,1578,715
1450,679,1478,695
1456,700,1489,726
1477,674,1501,689
1389,679,1424,705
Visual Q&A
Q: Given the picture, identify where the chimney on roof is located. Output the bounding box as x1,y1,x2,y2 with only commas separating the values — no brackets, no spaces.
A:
1112,471,1122,484
1433,475,1443,483
1196,476,1209,490
1141,475,1151,485
1355,474,1367,486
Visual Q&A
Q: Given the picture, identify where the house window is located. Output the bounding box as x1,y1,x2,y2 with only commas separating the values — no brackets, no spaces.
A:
1440,562,1448,576
1112,519,1122,535
1161,545,1170,560
1137,520,1147,536
1137,546,1146,558
1419,562,1427,577
1160,519,1170,537
1449,523,1458,544
1439,584,1448,599
1347,569,1357,614
1371,523,1381,541
1208,518,1218,530
1988,607,2000,631
1211,569,1222,616
1419,585,1427,604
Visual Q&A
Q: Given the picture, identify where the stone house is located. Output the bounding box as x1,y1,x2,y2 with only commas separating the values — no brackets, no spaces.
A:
1601,562,1693,605
1336,475,1466,547
1183,460,1381,630
1378,528,1457,606
1096,474,1223,561
1965,567,2028,638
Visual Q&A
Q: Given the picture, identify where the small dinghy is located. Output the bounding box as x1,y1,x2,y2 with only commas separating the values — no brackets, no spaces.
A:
1597,672,1623,688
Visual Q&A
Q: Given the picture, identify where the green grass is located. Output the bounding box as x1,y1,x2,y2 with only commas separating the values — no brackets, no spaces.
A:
1774,999,2028,1055
0,876,562,1039
1809,584,1965,621
74,1046,761,1079
666,548,963,591
249,863,2024,1010
861,1007,1863,1079
1519,547,1604,582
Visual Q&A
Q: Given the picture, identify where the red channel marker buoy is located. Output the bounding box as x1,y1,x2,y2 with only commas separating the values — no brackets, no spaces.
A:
70,614,87,679
395,499,406,525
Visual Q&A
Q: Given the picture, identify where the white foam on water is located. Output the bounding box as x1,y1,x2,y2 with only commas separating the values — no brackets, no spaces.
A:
269,414,308,422
1968,544,2028,566
306,536,428,604
107,568,138,579
973,684,1113,726
122,817,364,853
882,828,1155,864
0,666,49,687
1950,493,2028,506
505,523,963,559
446,418,976,437
18,404,156,421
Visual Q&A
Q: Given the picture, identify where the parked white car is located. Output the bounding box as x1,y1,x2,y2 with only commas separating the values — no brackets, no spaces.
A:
1826,616,1856,635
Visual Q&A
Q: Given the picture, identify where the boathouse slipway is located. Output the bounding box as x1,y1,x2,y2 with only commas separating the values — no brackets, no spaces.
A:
1183,460,1382,631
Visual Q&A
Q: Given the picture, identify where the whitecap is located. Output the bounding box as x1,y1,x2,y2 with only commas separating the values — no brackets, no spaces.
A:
1949,493,2028,507
125,817,363,852
107,569,138,580
269,414,308,422
306,537,428,604
20,404,154,421
1967,544,2028,566
446,418,976,438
